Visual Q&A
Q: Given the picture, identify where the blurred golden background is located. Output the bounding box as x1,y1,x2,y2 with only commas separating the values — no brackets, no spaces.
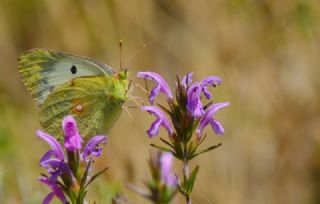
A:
0,0,320,203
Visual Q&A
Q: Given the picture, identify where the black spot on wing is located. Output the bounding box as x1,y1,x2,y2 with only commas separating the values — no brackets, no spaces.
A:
70,65,77,74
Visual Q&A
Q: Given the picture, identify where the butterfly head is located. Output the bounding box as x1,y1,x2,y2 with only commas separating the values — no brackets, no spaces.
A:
108,69,129,107
118,68,128,80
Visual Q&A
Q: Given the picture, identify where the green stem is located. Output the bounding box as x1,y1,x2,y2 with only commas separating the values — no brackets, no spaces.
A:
183,158,191,204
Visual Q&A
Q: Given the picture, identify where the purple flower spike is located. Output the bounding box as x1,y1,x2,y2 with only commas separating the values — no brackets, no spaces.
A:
37,130,64,160
39,176,67,204
141,106,173,138
181,72,193,87
201,76,222,100
81,135,107,161
160,152,177,187
196,102,230,137
186,82,204,118
62,115,83,152
137,72,173,104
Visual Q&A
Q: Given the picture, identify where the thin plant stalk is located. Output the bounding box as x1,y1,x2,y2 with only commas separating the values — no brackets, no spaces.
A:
183,157,191,204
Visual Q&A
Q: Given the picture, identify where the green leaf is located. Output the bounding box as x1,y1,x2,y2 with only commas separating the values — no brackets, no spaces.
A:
178,180,187,195
190,143,222,160
172,141,184,160
195,134,207,149
150,143,173,153
188,142,197,159
85,166,109,188
186,166,199,193
80,158,92,187
160,138,174,148
157,103,172,116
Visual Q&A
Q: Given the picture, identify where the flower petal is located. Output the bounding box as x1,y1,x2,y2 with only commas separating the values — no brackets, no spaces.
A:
43,192,55,204
147,119,162,138
160,152,177,187
40,157,62,169
166,174,178,187
39,150,55,166
203,102,230,120
39,176,67,204
81,135,107,161
137,72,173,103
210,119,225,135
186,82,204,118
197,102,230,137
181,72,193,87
202,86,212,100
200,76,222,99
62,115,83,152
150,84,161,104
201,76,222,87
160,152,172,182
160,152,173,177
141,106,173,137
36,130,64,160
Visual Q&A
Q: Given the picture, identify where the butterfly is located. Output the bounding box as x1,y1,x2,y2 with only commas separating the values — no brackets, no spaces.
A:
18,49,129,139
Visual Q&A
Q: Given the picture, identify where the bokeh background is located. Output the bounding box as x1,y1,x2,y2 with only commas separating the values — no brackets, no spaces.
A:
0,0,320,203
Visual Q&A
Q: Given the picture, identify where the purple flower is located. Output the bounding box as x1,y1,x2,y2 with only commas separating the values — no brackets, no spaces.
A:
160,152,177,187
196,102,230,137
137,72,173,104
37,130,74,183
181,72,193,87
186,82,204,118
141,106,173,138
41,158,73,180
186,76,222,117
81,135,107,161
36,130,64,161
37,115,108,204
62,115,83,152
40,157,63,172
39,176,67,204
201,76,222,99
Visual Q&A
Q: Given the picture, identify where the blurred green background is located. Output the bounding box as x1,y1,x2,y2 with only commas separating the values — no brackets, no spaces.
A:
0,0,320,203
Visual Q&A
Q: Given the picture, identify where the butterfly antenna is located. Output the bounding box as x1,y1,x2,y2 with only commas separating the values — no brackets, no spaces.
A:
126,43,146,67
119,40,124,70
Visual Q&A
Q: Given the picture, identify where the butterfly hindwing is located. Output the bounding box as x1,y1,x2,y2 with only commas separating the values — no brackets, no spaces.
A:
39,76,110,138
18,49,114,106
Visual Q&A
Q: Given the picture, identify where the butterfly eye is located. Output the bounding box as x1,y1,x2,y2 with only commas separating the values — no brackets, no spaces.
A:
70,65,77,74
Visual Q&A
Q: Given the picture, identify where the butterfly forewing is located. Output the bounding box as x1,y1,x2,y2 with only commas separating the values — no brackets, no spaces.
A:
18,49,114,106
